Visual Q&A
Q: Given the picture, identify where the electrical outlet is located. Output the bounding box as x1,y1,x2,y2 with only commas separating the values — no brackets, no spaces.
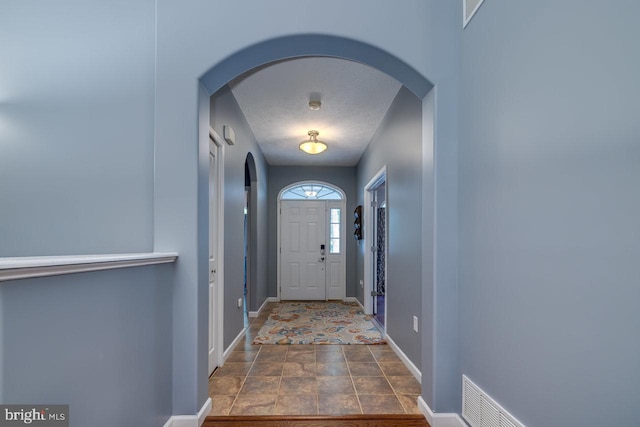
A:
360,279,364,288
413,316,419,332
237,298,243,308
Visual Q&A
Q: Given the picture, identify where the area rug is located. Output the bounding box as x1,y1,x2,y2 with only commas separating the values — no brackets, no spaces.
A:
252,301,385,345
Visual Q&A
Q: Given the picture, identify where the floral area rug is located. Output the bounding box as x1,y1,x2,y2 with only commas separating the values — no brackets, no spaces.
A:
252,301,385,345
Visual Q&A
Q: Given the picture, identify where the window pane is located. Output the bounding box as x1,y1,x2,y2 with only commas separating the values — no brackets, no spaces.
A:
280,183,343,200
331,224,340,238
330,238,340,254
330,208,340,223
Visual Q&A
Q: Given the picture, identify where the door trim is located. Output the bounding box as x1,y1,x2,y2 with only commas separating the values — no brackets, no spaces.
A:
364,165,387,315
209,128,225,372
277,181,347,301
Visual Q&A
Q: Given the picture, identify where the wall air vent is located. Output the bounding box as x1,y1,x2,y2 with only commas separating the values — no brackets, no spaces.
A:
462,375,526,427
463,0,485,28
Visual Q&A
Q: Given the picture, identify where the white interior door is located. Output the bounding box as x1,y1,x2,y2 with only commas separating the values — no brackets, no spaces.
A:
280,200,326,300
208,137,219,375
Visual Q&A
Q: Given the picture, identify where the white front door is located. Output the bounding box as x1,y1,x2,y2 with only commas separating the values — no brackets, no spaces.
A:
280,200,327,300
208,137,219,375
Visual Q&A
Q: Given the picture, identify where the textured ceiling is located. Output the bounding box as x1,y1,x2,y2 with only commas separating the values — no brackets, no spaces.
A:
228,57,402,167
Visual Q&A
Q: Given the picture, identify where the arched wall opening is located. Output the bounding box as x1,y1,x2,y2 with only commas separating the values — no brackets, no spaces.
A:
188,33,442,416
200,35,433,97
244,153,258,315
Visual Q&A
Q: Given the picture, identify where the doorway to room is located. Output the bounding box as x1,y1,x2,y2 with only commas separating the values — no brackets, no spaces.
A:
364,166,387,332
208,129,225,376
243,187,249,327
373,182,387,328
244,154,258,327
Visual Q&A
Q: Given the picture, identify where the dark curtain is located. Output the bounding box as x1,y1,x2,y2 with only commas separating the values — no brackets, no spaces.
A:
376,207,386,294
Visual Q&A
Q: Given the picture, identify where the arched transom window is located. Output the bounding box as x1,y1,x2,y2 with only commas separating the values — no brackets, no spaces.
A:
279,182,344,200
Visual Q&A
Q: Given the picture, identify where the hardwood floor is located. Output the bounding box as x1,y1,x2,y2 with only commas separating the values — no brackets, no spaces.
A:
203,414,430,427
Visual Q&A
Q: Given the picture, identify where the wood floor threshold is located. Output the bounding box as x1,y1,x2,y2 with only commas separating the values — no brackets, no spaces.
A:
203,414,430,427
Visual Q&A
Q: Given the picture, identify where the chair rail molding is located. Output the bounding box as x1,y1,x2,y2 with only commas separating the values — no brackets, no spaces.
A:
0,252,179,282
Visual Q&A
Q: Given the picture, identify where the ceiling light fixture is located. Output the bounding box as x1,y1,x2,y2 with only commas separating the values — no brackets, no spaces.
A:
299,130,327,155
308,100,322,110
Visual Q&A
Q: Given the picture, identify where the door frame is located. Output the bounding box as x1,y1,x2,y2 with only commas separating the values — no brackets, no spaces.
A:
277,181,347,301
364,165,387,317
208,128,225,372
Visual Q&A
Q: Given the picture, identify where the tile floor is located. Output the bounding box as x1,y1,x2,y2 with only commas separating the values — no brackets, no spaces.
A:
208,302,422,416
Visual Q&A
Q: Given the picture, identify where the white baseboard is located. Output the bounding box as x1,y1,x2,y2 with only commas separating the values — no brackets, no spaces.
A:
344,296,364,311
384,333,422,384
418,396,467,427
208,346,216,373
222,327,247,363
197,398,211,426
248,297,277,317
162,398,212,427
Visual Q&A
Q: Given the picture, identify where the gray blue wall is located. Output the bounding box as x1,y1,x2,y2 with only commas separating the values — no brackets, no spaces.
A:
268,166,358,298
459,1,640,425
0,1,172,426
356,86,423,370
0,0,155,257
156,0,440,418
415,0,461,413
210,86,269,347
420,89,436,407
0,286,3,403
3,0,467,423
1,268,173,427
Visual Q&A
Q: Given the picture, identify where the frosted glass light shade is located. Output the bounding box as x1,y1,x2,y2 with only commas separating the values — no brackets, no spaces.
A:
299,140,328,154
299,130,327,155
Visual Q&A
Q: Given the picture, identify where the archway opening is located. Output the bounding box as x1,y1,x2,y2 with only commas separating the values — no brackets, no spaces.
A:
200,34,433,97
244,152,257,325
198,33,436,416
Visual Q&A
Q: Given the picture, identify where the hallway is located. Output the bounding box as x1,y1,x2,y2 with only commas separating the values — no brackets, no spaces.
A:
208,302,421,416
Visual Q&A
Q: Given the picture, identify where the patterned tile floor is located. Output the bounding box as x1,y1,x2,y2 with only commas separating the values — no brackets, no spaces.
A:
208,301,422,416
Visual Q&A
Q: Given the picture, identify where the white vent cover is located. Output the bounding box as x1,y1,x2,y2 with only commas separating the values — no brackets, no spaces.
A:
462,375,526,427
463,0,485,28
